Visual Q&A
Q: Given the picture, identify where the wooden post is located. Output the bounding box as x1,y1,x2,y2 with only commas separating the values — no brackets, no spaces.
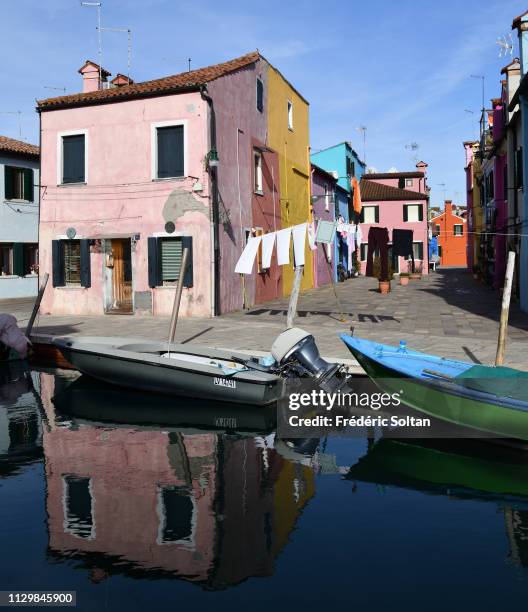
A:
26,272,49,339
168,247,190,345
286,265,303,329
495,251,515,366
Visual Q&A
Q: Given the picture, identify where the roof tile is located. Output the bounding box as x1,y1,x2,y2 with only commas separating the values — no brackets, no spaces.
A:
360,178,427,201
0,135,39,158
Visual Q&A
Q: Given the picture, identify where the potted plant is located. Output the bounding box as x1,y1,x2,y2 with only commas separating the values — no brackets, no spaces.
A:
373,256,392,294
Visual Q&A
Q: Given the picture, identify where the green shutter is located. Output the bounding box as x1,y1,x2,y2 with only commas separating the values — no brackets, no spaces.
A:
24,169,34,202
4,166,14,200
161,239,182,281
403,205,408,222
13,243,24,276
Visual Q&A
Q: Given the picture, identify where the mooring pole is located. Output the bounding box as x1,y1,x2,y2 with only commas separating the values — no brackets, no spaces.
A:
286,265,303,328
495,251,515,366
26,272,49,339
168,248,190,345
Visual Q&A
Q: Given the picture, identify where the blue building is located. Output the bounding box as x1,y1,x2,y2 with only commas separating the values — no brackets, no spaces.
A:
0,136,39,298
311,141,365,278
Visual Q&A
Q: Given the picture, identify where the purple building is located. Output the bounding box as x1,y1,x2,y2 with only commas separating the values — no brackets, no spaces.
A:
311,164,337,287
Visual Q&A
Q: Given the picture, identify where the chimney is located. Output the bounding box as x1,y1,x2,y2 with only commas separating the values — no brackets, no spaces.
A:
501,58,521,118
512,11,528,76
416,160,428,176
444,199,453,215
78,60,111,93
111,73,134,87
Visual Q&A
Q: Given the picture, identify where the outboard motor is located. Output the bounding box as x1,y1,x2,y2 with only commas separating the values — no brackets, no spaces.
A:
271,328,343,391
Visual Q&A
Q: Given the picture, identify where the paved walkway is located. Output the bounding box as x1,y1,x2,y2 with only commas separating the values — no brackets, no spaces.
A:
3,268,528,369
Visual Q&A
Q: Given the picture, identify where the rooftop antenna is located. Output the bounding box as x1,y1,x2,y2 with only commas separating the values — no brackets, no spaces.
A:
405,142,419,162
497,33,514,58
355,126,367,165
470,74,485,110
0,111,22,139
98,26,132,79
81,2,103,87
44,86,67,94
437,182,447,201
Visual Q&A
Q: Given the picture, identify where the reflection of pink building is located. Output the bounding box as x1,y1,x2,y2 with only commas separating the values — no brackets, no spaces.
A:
359,164,430,275
40,373,314,588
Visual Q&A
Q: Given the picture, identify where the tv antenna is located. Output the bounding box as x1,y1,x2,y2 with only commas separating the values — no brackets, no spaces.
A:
44,86,67,94
497,33,514,58
0,111,22,139
405,142,419,162
355,126,367,165
80,2,103,85
437,182,447,201
98,26,132,79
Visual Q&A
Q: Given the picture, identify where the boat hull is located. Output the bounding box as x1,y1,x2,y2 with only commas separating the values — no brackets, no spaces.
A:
345,340,528,441
57,340,283,406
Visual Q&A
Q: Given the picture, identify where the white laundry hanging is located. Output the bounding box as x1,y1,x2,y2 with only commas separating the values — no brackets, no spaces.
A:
292,223,307,267
234,235,262,274
307,222,317,251
276,227,292,266
261,232,276,269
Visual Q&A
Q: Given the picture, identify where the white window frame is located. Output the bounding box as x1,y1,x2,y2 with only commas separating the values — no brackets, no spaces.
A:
151,120,188,181
57,129,88,186
62,475,96,540
254,151,263,194
453,224,464,236
412,241,424,260
363,205,378,224
287,100,293,130
405,203,421,223
156,485,197,548
405,178,413,187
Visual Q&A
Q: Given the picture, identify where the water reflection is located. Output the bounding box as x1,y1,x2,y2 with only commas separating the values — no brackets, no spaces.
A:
38,372,315,589
1,365,528,601
0,362,43,478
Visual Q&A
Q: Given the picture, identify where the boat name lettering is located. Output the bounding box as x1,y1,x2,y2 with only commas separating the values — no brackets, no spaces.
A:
214,377,236,389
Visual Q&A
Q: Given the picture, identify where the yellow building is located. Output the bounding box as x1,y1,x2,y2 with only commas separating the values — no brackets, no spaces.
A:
266,61,312,295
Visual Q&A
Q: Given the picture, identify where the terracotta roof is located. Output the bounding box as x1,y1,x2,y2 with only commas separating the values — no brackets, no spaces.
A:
363,171,424,179
0,135,39,158
38,51,261,111
360,178,427,202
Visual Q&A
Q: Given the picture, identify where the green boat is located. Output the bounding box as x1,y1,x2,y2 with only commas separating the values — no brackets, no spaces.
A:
341,335,528,441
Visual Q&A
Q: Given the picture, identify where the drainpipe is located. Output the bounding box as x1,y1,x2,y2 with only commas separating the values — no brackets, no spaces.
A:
200,85,221,317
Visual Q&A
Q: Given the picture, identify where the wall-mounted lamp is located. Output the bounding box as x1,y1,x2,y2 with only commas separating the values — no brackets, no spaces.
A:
207,148,220,168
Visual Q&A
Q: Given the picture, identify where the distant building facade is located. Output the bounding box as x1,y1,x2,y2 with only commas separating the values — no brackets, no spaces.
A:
430,200,468,267
0,136,39,298
358,165,430,275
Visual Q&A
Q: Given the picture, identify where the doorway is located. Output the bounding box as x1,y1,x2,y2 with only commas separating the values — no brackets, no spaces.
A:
104,238,133,314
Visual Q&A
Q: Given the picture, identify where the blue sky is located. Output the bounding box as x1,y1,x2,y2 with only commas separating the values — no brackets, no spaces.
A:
0,0,525,205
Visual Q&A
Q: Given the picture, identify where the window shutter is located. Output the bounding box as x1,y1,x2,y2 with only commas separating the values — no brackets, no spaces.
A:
63,134,85,183
13,243,24,276
182,236,193,288
403,205,408,222
375,206,379,223
4,166,14,200
52,240,65,287
24,169,34,201
256,78,264,112
157,126,184,178
398,177,405,189
148,237,160,287
161,238,182,281
360,208,365,223
418,204,423,221
80,239,91,288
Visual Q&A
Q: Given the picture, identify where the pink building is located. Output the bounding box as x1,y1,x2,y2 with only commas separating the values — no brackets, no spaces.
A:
37,53,289,317
359,164,430,275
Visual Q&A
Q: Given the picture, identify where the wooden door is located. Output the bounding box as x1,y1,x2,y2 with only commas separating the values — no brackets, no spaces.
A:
109,239,133,313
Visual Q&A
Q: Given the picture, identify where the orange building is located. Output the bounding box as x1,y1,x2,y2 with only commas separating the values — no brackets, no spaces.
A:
430,200,468,267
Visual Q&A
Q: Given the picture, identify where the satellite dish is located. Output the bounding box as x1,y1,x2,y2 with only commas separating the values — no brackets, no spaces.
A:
165,221,176,234
66,227,76,239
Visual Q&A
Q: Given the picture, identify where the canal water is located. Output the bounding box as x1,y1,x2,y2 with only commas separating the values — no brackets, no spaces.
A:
1,363,527,610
